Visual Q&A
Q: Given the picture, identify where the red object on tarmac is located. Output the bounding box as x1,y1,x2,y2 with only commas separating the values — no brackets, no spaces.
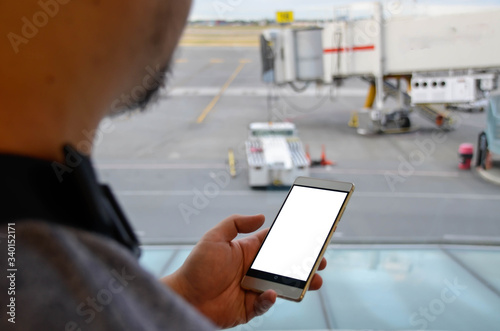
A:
320,145,335,166
459,143,474,170
305,145,311,164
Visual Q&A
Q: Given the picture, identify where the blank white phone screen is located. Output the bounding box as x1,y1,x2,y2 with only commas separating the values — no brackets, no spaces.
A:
251,185,348,281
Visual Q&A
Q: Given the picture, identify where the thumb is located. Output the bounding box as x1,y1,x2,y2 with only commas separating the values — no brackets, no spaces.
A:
253,290,277,318
203,214,266,243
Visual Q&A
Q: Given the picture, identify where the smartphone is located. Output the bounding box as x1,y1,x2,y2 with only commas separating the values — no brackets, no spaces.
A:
241,177,354,302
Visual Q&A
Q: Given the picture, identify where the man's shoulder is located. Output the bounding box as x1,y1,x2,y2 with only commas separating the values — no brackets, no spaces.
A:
0,220,215,331
16,219,139,269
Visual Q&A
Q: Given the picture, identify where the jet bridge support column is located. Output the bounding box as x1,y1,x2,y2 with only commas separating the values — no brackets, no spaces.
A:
364,82,377,109
374,2,385,114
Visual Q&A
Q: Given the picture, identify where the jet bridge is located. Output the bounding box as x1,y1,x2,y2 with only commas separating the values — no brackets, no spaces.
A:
261,2,500,133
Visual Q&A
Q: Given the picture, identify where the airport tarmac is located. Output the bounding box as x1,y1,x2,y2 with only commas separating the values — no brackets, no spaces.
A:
93,46,500,245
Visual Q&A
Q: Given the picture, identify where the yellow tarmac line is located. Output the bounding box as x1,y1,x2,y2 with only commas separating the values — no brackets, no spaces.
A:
210,58,225,64
175,58,189,64
228,148,237,177
196,62,247,124
180,43,259,48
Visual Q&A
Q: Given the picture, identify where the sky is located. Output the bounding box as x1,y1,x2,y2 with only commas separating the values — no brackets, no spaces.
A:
189,0,500,21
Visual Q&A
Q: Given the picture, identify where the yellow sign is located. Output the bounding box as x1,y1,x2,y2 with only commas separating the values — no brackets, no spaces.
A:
276,11,294,24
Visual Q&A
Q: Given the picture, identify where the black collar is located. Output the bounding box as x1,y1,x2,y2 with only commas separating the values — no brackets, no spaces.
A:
0,145,141,258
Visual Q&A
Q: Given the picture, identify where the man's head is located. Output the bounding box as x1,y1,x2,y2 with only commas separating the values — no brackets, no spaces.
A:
0,0,192,160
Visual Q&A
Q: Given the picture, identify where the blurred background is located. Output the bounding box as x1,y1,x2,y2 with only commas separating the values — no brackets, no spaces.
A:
94,1,500,330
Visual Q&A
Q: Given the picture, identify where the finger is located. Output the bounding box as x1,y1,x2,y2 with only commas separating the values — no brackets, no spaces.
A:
308,274,323,291
318,258,327,271
253,290,277,318
203,214,266,243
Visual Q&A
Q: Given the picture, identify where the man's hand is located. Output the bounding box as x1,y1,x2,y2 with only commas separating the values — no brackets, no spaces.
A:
162,214,326,329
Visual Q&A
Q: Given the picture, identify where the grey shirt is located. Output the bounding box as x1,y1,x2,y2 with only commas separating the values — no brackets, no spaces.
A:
0,221,215,330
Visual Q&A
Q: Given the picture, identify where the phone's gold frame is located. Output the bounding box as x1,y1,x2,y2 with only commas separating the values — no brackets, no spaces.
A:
241,177,355,302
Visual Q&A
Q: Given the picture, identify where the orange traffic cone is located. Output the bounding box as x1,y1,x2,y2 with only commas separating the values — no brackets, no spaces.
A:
305,145,311,164
320,145,335,166
436,115,444,127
